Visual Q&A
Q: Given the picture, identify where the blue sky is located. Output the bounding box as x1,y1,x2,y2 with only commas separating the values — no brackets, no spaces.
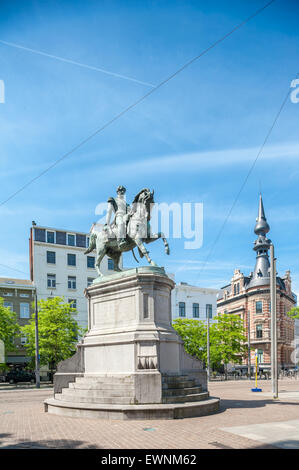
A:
0,0,299,295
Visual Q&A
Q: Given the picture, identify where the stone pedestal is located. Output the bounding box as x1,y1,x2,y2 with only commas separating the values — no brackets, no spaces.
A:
45,267,219,419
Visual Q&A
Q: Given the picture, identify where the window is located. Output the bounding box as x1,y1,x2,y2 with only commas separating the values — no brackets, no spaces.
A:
76,234,86,248
20,293,30,298
179,302,186,317
237,283,240,294
68,276,76,289
20,303,30,318
47,274,56,288
4,301,13,311
56,231,66,245
108,258,114,270
3,292,12,297
234,284,236,295
193,303,199,318
87,277,95,287
67,234,75,246
34,228,45,242
67,253,76,266
68,299,77,309
46,231,55,244
47,251,56,264
257,349,264,364
256,324,263,339
20,336,27,345
87,256,95,269
206,304,213,319
86,237,90,248
256,301,263,314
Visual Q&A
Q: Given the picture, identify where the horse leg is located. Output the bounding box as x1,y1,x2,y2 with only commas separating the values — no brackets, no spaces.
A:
148,231,170,255
95,245,106,276
134,237,157,267
110,252,122,272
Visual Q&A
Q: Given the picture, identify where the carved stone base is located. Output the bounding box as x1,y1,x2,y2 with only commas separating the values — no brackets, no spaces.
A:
46,267,219,419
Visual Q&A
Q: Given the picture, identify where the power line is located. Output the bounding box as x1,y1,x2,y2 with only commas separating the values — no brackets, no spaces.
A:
0,0,275,208
0,39,155,88
0,263,28,276
196,71,299,281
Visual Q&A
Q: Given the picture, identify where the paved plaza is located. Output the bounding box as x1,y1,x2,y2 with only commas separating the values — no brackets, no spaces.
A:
0,379,299,449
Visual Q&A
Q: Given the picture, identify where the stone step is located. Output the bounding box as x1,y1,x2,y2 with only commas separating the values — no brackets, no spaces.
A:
75,376,134,385
162,386,202,397
55,393,135,405
62,388,135,399
45,396,220,420
162,392,209,404
162,374,190,380
69,382,135,391
162,380,196,389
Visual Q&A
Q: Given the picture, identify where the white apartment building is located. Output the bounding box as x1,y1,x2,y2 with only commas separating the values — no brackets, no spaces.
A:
171,281,220,323
29,224,120,330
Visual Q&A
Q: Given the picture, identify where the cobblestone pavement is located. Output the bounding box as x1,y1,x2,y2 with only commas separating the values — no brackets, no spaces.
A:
0,379,299,449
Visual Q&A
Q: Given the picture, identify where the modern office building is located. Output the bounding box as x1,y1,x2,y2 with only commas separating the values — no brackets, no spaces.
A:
217,195,296,371
171,281,220,323
29,223,119,330
0,277,36,366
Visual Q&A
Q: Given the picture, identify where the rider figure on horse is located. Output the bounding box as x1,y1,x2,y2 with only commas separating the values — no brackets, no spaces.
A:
105,185,131,248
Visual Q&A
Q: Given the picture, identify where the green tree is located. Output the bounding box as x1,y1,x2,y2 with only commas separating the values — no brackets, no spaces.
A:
21,297,85,378
287,307,299,320
0,297,20,353
173,318,221,369
173,313,247,377
214,314,247,379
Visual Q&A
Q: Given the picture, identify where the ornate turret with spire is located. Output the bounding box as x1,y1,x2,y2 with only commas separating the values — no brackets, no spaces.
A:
248,194,272,288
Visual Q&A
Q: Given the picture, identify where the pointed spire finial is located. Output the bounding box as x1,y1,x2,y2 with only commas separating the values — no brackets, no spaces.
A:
254,194,270,235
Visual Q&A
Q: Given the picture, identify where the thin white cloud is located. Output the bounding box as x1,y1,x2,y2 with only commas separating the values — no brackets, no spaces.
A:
0,39,155,88
68,141,299,180
169,258,252,273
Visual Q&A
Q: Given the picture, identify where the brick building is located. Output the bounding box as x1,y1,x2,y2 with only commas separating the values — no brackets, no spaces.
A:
0,277,36,366
217,195,296,371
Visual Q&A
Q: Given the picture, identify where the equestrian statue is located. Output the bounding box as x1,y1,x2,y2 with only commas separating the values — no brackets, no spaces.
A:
84,186,170,276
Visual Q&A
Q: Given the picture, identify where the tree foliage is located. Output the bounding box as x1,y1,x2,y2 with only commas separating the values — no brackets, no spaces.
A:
0,297,20,352
173,314,247,371
21,297,85,371
287,307,299,320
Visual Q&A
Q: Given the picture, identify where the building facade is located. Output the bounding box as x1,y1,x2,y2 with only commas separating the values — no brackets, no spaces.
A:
29,224,119,330
295,319,299,366
217,195,296,371
0,277,36,366
171,281,220,323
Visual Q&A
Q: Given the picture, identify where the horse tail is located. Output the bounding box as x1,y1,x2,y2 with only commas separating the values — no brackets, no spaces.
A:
84,232,97,254
131,248,139,263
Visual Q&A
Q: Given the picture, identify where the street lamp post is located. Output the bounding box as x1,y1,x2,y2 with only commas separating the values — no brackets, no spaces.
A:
270,244,278,399
34,292,40,389
206,305,211,382
248,310,251,379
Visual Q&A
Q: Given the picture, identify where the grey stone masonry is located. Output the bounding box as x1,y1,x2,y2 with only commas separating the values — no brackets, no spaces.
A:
45,267,219,419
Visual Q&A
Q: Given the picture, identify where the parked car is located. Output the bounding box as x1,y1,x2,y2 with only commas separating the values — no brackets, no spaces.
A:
6,370,36,384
